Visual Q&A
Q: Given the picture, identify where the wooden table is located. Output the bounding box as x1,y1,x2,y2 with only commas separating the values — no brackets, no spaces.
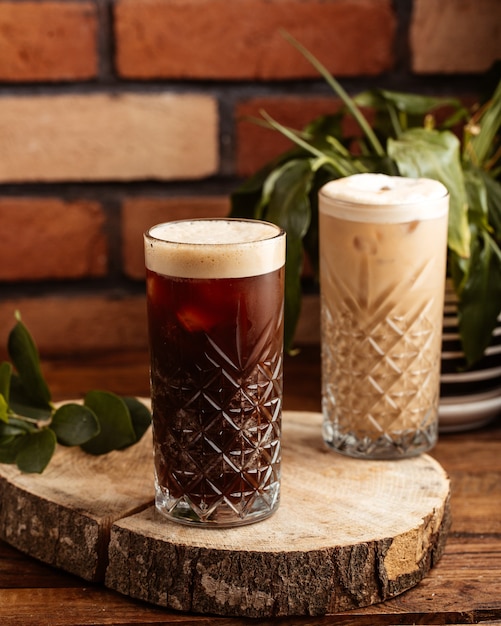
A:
1,346,500,625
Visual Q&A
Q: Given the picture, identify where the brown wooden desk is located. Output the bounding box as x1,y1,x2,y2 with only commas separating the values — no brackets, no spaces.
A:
1,347,500,625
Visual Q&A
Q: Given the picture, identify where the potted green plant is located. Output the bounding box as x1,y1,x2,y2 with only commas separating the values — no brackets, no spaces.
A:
230,34,501,374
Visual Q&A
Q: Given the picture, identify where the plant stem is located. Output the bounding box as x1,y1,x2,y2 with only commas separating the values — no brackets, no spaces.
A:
281,30,386,158
9,412,52,429
259,110,356,176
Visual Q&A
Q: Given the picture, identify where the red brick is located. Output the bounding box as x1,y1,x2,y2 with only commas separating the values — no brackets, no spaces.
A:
0,94,218,182
0,1,98,82
0,198,107,281
114,0,396,80
122,196,231,280
411,0,501,73
0,295,147,359
236,96,376,177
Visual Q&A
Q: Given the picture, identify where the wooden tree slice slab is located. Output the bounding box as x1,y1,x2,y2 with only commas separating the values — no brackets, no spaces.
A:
0,409,450,617
0,415,154,581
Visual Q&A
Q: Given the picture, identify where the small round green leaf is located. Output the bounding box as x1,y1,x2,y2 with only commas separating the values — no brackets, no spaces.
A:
51,403,100,446
122,397,151,444
15,428,56,474
0,434,25,464
81,390,137,455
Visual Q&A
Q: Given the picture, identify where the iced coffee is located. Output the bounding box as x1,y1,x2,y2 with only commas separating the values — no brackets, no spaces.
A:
319,174,449,459
145,219,285,526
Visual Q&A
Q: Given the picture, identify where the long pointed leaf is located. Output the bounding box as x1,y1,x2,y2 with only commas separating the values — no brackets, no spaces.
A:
481,170,501,234
458,231,501,365
0,395,8,424
281,30,385,157
388,128,470,258
264,159,314,350
0,362,12,415
465,80,501,167
7,315,51,409
464,165,490,230
9,374,52,421
354,89,463,116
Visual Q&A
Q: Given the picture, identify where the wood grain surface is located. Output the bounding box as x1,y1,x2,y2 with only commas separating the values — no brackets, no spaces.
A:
0,347,499,624
106,412,450,617
0,406,450,618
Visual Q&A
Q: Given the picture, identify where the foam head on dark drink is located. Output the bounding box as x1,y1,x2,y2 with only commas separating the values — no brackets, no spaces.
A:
144,218,285,279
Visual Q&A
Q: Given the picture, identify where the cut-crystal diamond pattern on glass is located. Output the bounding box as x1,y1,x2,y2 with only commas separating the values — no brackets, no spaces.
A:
318,177,448,459
153,328,282,526
322,294,440,459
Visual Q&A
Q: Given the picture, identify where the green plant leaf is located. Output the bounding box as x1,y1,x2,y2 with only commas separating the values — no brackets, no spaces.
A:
122,397,152,442
0,435,26,464
302,165,341,279
354,89,463,116
230,160,280,220
464,165,490,230
457,230,501,365
0,362,12,424
15,428,57,474
8,374,53,422
304,113,345,149
81,390,137,455
51,403,100,447
233,35,500,365
259,110,362,178
0,362,12,409
7,315,51,410
388,127,470,258
354,89,467,139
280,30,385,157
264,159,314,350
0,416,35,437
0,394,8,424
480,169,501,235
0,316,154,473
464,79,501,167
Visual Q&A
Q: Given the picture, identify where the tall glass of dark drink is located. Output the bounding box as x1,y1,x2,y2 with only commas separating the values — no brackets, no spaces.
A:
144,219,286,526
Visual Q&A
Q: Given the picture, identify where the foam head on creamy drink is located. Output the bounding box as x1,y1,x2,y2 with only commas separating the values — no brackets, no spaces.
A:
144,219,285,527
318,174,449,459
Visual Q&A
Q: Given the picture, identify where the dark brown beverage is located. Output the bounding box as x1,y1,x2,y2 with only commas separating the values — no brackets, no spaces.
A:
144,219,285,526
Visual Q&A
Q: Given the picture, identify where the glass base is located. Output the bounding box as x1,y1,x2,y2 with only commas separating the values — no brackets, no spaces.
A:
322,417,437,460
155,481,280,528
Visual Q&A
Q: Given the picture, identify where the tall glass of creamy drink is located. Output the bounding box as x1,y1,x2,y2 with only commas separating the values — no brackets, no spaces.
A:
318,174,449,459
144,218,286,526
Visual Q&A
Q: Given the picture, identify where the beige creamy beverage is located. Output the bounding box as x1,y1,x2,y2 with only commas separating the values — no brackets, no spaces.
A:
319,174,449,459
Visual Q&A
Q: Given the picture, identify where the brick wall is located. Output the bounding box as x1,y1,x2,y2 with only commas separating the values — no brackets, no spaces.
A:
0,0,499,357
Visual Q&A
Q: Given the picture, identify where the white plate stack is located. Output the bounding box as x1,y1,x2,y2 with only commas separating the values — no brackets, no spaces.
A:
439,285,501,432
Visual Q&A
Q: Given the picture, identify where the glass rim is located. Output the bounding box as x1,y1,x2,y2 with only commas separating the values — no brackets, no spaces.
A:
319,186,449,223
144,217,285,247
318,185,449,208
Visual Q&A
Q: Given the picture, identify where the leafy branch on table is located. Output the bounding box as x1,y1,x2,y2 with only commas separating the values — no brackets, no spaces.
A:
0,312,151,474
